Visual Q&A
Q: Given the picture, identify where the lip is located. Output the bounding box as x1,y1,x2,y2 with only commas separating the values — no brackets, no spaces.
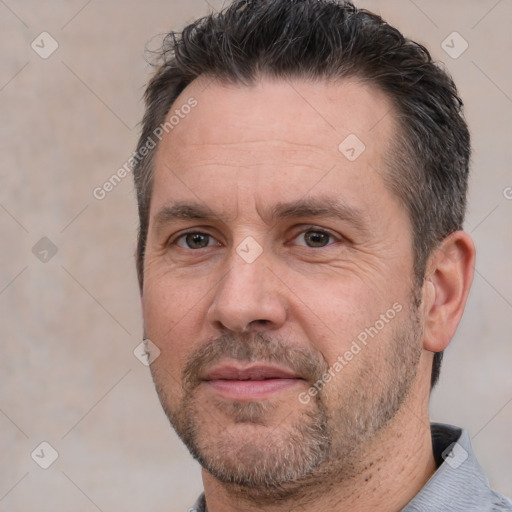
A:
202,363,304,400
204,363,301,381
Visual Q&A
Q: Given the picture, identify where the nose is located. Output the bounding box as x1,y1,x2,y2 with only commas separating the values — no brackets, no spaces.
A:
206,250,288,333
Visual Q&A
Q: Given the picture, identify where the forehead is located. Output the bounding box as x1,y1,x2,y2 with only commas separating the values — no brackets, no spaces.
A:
161,75,395,155
151,76,400,223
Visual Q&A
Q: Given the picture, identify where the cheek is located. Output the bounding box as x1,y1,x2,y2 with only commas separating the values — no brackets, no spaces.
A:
143,260,202,327
295,276,404,366
142,272,209,370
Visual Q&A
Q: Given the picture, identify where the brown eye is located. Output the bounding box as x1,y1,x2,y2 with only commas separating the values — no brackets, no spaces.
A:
177,233,214,249
302,230,332,248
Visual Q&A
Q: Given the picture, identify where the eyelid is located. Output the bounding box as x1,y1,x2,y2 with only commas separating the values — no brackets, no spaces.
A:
167,224,347,249
169,228,222,248
291,225,344,242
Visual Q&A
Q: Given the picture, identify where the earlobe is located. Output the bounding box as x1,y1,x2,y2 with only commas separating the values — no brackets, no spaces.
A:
422,231,476,353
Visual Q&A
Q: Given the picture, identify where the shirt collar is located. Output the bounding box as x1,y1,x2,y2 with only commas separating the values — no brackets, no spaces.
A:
402,422,511,511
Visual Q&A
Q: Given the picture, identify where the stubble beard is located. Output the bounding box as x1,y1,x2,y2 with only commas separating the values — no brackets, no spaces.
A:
150,302,423,502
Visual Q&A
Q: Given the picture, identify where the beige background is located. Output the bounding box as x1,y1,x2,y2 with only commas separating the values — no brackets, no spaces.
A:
0,0,511,511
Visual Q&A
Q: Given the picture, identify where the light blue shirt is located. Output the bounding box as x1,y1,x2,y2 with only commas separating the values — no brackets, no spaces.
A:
189,423,512,511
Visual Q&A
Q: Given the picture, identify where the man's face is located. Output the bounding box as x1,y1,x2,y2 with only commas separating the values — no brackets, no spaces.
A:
142,77,424,496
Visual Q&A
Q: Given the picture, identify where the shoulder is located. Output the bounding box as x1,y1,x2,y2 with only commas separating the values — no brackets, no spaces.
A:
403,423,512,511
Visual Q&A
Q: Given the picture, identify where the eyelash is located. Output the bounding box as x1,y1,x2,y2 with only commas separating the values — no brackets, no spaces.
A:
292,226,340,248
171,226,341,250
173,231,220,249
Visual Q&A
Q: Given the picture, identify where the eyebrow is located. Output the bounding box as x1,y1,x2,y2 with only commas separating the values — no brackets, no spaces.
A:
152,202,218,232
267,197,367,232
152,196,368,233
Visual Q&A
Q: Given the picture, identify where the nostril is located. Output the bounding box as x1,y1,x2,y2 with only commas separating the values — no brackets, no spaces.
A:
240,319,270,333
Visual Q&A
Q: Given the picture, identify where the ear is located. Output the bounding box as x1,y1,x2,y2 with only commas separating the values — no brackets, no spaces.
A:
421,231,476,353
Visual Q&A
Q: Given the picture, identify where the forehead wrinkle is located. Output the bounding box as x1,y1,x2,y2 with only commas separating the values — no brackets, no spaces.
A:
184,138,329,150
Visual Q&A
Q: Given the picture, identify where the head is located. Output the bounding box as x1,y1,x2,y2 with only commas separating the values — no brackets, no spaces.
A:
134,0,475,501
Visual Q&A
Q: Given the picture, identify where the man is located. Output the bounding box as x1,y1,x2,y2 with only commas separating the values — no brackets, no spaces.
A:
132,0,512,510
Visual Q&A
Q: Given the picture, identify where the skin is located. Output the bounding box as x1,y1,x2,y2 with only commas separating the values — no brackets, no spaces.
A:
141,76,475,511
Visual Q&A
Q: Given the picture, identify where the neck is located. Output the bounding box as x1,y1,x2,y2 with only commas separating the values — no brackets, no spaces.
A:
201,394,436,512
